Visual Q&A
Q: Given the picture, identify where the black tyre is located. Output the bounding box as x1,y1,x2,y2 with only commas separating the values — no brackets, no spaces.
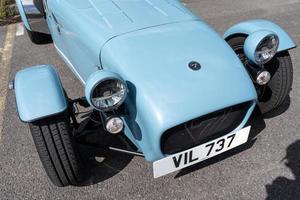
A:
29,112,83,187
227,36,293,115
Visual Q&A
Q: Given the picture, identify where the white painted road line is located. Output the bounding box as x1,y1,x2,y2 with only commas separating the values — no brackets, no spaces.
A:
0,24,16,142
16,23,25,36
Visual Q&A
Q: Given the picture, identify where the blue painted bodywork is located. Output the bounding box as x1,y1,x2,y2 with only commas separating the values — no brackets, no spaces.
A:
15,65,67,122
101,20,257,161
244,30,278,64
224,19,296,52
45,0,198,83
15,1,296,161
16,0,31,30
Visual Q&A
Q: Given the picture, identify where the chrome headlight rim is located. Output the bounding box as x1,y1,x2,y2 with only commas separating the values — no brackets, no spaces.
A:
254,34,279,65
90,77,128,111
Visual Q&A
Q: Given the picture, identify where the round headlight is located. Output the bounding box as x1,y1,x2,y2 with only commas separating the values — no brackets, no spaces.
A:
244,31,279,65
91,78,127,111
254,34,279,65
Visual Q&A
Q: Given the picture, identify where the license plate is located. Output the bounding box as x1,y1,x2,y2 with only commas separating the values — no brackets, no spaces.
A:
153,126,251,178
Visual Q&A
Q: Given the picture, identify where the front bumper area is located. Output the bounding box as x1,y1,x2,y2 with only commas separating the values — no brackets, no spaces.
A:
123,100,256,162
161,101,252,154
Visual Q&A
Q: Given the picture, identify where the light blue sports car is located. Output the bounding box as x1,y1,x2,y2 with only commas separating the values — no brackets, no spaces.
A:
14,0,296,186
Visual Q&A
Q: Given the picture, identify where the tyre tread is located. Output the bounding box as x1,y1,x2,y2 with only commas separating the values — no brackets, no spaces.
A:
29,113,83,187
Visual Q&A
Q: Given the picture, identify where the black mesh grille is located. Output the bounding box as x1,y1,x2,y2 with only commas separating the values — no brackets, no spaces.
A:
161,101,251,154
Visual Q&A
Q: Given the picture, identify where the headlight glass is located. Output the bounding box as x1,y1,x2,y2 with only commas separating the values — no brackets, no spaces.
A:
91,79,127,111
105,117,124,134
254,34,279,65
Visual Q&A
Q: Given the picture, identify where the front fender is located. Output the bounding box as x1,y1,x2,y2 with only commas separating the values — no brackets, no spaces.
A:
14,65,67,122
16,0,31,30
16,0,50,34
224,19,296,52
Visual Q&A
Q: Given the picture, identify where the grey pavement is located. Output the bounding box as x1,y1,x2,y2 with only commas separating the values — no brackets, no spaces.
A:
0,0,300,199
0,27,5,65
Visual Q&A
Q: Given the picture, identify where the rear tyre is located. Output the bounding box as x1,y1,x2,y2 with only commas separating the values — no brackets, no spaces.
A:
29,112,83,187
227,36,293,115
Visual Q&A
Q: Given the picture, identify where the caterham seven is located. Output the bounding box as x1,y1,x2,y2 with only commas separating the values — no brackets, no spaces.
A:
14,0,296,186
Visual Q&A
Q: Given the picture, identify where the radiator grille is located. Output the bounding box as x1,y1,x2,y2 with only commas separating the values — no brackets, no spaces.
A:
161,102,251,154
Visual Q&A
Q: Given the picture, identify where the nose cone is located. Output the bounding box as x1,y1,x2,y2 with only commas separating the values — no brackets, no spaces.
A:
101,20,257,161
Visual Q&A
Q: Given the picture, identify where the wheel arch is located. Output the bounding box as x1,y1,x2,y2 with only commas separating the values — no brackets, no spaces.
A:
16,0,50,34
14,65,68,123
224,19,296,52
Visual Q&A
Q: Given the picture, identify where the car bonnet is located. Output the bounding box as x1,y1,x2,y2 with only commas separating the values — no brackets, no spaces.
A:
100,20,257,161
72,0,198,37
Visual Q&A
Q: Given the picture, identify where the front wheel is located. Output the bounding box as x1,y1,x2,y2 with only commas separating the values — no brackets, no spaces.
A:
29,112,84,187
227,36,293,115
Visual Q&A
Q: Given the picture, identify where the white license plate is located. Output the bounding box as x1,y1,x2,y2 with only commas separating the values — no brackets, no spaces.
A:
153,126,251,178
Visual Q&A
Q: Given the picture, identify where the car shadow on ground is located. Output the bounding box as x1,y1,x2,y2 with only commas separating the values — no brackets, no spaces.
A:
75,124,135,186
79,143,134,186
265,140,300,200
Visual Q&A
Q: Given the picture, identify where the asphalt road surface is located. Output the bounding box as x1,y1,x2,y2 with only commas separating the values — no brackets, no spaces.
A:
1,0,300,199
